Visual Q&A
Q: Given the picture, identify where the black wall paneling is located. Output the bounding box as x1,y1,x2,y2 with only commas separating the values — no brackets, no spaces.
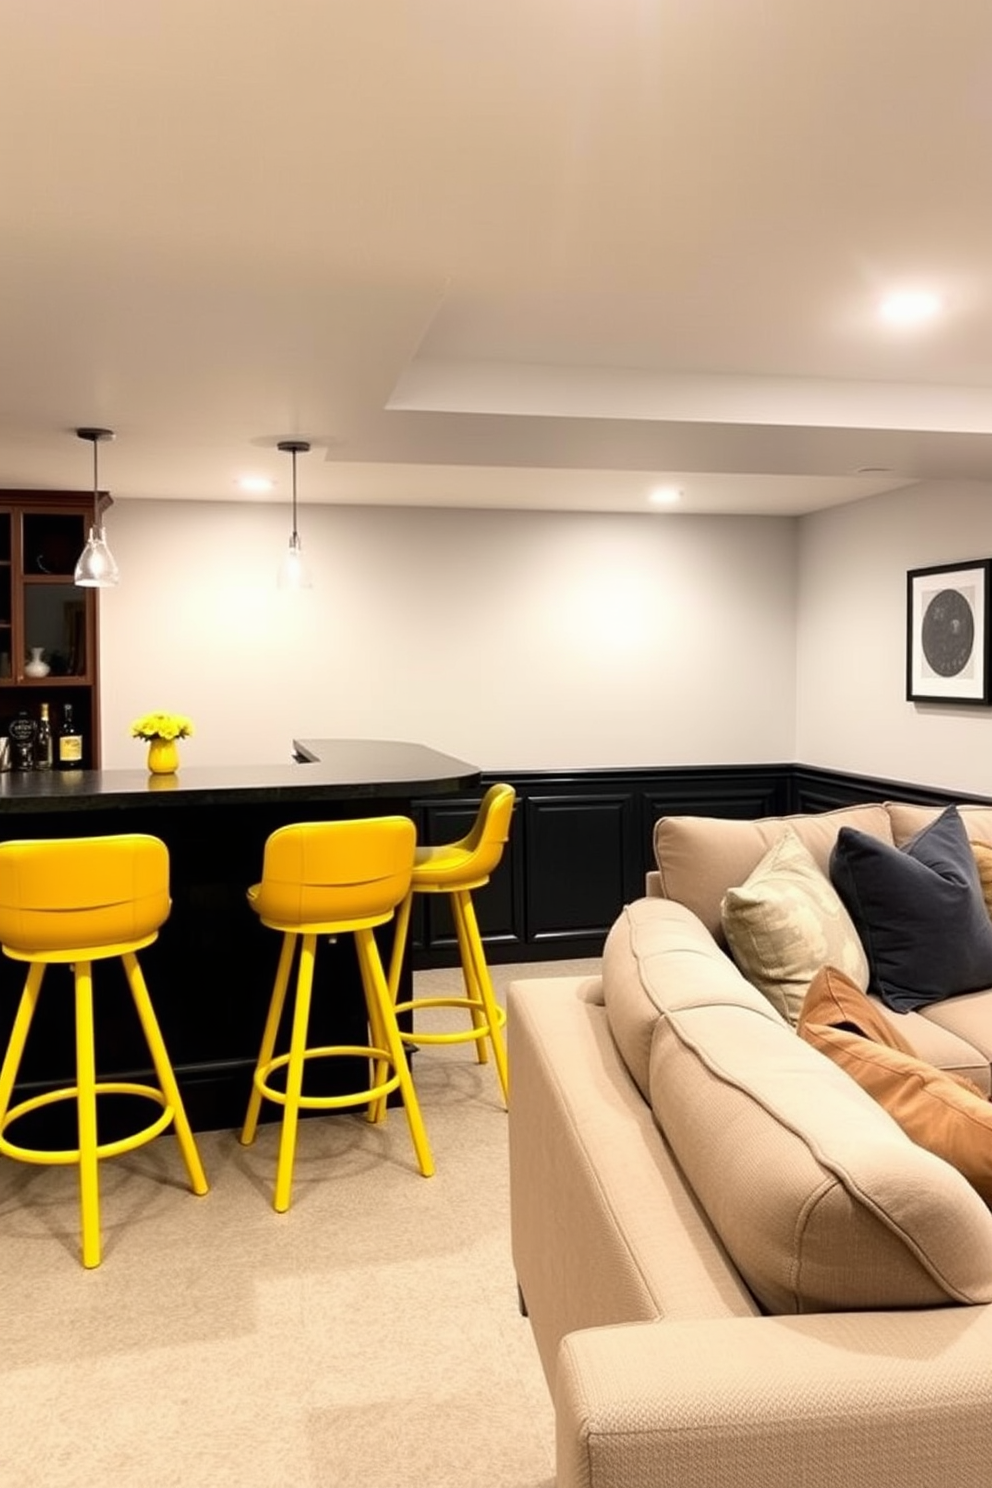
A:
523,792,636,948
786,766,986,815
410,763,992,969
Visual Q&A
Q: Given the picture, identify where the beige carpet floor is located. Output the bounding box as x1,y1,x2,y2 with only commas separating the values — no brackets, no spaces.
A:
0,958,601,1488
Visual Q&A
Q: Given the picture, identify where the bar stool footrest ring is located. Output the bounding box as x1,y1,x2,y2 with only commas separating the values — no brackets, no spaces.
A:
393,995,507,1045
254,1044,403,1111
0,1082,174,1165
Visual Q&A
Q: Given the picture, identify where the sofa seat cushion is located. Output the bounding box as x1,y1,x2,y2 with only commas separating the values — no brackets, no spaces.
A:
915,986,992,1074
720,828,869,1025
648,998,992,1314
653,804,893,942
603,897,782,1101
876,999,992,1095
830,805,992,1013
798,966,992,1206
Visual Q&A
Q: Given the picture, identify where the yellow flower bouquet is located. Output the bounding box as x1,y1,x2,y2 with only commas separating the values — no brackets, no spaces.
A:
130,711,195,742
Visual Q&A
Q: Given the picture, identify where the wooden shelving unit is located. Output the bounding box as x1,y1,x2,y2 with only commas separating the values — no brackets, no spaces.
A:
0,492,101,767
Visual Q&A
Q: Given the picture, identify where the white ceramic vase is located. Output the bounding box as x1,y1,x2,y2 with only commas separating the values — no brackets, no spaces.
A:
25,646,50,678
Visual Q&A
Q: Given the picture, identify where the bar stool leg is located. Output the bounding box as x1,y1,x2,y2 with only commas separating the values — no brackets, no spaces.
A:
73,961,102,1269
274,932,317,1214
123,952,208,1196
0,962,45,1126
386,889,413,1005
451,893,491,1064
364,939,390,1125
242,931,296,1147
372,890,414,1125
456,890,509,1103
356,928,434,1178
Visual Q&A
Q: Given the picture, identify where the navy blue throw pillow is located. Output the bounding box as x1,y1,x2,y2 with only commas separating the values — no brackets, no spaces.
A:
829,805,992,1013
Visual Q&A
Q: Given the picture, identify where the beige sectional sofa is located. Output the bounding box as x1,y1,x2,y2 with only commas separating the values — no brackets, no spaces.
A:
508,801,992,1488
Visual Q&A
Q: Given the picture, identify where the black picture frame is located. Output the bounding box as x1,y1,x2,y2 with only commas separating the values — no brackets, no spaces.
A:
906,559,992,704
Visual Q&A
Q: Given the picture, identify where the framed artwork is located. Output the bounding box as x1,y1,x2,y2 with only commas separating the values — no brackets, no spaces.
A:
907,559,992,704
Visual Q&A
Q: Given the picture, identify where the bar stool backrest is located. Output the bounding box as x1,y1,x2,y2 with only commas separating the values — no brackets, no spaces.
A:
253,817,416,928
0,834,170,955
452,783,516,881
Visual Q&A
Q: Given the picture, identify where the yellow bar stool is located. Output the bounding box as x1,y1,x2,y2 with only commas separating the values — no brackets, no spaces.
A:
385,783,516,1107
0,834,209,1269
239,816,433,1213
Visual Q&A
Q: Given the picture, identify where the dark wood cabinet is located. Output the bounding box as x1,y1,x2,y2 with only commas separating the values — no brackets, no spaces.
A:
0,493,100,766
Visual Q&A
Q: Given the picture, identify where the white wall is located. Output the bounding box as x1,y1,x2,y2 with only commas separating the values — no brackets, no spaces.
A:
98,501,798,772
796,481,992,797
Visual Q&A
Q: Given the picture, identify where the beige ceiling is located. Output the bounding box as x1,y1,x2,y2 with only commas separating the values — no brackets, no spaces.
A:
3,0,992,516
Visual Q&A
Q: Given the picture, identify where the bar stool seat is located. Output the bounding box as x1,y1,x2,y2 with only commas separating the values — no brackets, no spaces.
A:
386,783,516,1105
0,833,209,1268
239,816,433,1213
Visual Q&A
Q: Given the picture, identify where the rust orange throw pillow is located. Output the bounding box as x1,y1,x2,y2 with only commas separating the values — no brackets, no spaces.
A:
798,965,992,1206
970,840,992,918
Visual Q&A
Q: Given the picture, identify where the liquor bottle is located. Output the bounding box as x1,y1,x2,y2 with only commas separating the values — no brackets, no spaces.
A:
57,702,84,769
8,708,36,770
35,701,53,770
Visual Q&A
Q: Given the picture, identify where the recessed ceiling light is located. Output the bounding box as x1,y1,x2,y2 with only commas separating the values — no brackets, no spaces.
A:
878,290,942,326
649,486,683,506
236,475,276,492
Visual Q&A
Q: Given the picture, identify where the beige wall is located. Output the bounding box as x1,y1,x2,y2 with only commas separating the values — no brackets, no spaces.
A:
90,482,992,792
99,501,797,771
796,480,992,797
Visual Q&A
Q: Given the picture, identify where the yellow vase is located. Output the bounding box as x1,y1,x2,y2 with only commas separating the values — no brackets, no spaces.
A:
147,737,180,775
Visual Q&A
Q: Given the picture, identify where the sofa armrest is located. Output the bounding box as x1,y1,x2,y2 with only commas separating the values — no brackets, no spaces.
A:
556,1307,992,1488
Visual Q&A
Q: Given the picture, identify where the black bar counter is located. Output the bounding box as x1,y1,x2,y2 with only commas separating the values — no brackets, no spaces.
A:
0,739,481,1135
0,737,480,812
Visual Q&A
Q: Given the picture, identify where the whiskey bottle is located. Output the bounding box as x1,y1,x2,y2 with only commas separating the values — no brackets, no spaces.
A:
8,709,36,770
57,702,84,769
35,701,53,770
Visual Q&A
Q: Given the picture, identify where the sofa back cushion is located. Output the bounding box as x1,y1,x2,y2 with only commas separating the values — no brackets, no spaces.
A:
653,804,893,942
603,896,782,1101
886,800,992,848
648,998,992,1314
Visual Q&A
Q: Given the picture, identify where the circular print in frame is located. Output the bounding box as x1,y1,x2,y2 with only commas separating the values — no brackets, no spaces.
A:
921,587,975,677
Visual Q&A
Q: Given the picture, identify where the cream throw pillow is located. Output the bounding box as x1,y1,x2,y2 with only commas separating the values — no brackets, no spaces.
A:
721,827,869,1024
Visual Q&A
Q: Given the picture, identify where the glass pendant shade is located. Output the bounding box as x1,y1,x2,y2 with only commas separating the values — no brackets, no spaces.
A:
74,525,120,587
276,439,312,589
74,427,120,588
278,531,311,590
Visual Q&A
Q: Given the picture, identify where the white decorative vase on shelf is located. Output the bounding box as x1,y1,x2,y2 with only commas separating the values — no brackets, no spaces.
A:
24,647,50,678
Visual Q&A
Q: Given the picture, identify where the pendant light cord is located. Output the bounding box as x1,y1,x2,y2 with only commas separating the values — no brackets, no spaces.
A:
277,439,309,543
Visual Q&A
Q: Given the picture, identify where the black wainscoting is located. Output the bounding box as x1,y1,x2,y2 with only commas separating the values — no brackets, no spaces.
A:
410,763,992,969
786,765,985,815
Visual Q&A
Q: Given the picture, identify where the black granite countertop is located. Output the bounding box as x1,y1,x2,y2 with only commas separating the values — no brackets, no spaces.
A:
0,738,481,813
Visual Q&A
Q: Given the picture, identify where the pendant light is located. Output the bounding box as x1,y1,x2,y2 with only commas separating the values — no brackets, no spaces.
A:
277,439,312,589
74,427,120,588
